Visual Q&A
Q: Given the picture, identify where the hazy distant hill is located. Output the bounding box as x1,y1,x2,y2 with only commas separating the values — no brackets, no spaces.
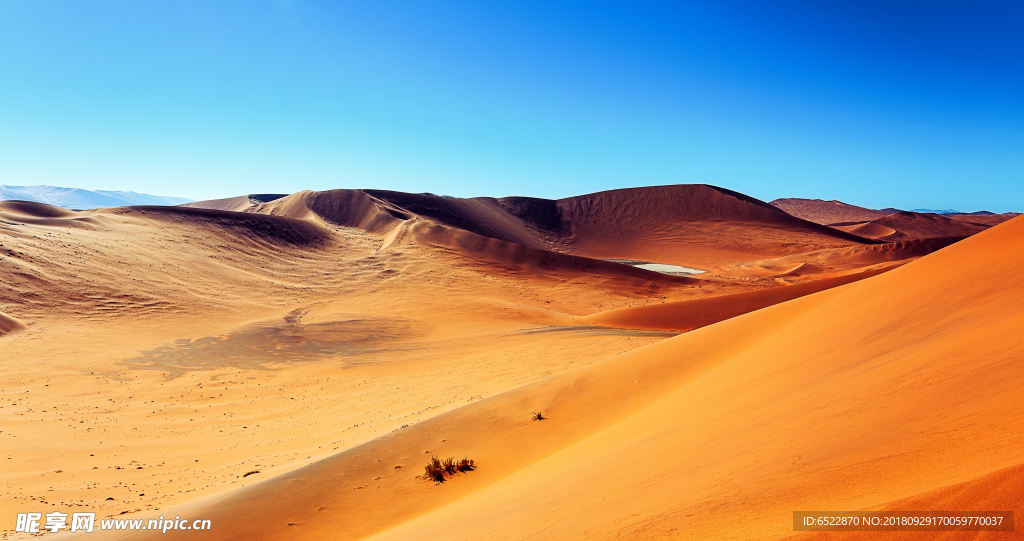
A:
0,185,192,209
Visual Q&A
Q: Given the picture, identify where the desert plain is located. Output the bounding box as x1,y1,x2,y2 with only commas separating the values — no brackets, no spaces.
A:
1,184,1021,540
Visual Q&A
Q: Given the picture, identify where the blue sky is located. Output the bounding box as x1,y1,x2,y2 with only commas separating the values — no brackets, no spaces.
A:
1,1,1021,211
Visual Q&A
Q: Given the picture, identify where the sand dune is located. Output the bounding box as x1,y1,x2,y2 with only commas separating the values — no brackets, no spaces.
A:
783,462,1024,540
710,236,967,282
770,198,895,225
579,266,890,332
832,211,990,242
3,186,1014,541
947,212,1021,226
0,193,709,531
90,214,1024,541
189,185,876,268
179,194,287,213
833,221,897,239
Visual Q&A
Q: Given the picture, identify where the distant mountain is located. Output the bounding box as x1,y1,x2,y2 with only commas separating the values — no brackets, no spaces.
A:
911,208,961,215
0,185,192,209
912,209,1001,216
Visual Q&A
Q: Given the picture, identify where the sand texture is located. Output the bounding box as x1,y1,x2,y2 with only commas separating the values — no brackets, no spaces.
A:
1,185,1015,540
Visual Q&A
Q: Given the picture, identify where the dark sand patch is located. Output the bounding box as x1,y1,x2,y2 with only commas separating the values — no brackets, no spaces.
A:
120,314,423,377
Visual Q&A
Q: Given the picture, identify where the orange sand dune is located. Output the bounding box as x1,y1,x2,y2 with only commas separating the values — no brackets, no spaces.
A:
782,462,1024,541
189,185,876,268
579,266,890,331
384,218,697,285
711,236,966,281
545,185,874,267
103,216,1024,541
770,197,894,225
1,196,711,531
832,220,897,239
947,212,1021,226
4,188,1010,541
832,211,989,242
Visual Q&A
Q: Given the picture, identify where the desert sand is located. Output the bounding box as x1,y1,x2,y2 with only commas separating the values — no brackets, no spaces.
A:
1,185,1017,540
770,198,896,225
830,211,991,242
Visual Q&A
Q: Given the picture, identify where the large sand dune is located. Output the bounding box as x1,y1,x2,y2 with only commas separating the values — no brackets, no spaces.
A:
190,185,876,268
1,186,1011,540
76,213,1023,541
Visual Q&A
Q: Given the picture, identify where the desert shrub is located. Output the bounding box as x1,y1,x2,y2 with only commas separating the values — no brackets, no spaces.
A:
531,411,545,421
423,456,446,484
423,455,475,484
243,470,260,477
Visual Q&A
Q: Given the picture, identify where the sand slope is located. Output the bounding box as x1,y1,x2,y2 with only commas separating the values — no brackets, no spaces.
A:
710,236,966,281
104,215,1024,541
579,266,891,331
357,216,1024,540
783,462,1024,540
832,211,989,242
0,311,24,336
4,187,1010,541
0,195,707,532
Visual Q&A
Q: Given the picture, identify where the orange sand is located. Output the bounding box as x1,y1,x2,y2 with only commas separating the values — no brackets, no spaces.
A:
1,186,1011,540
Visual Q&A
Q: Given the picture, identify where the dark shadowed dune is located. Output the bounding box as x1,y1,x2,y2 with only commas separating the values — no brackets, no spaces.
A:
188,185,878,268
832,211,990,242
770,198,895,225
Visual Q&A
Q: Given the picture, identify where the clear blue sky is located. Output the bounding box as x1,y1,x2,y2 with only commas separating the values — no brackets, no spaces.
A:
1,1,1021,211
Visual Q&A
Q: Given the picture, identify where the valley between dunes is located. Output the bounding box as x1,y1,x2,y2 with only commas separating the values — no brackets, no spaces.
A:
1,185,1020,540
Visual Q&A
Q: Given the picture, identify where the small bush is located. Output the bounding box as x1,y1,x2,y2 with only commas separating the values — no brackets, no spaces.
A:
423,455,475,484
423,456,446,484
531,411,545,421
243,470,260,477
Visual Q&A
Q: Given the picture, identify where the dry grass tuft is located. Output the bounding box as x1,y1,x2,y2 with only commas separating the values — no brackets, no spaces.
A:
531,411,545,421
457,456,475,472
423,456,446,484
423,455,475,484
